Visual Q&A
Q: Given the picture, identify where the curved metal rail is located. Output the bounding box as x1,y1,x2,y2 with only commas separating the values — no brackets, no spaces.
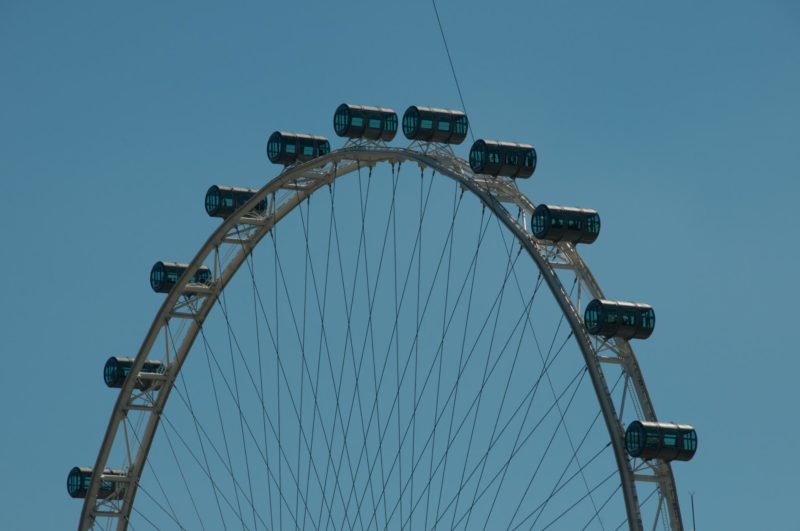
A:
79,144,682,531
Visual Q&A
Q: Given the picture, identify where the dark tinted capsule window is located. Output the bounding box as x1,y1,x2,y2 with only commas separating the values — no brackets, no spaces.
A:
587,214,600,233
585,307,598,328
684,431,697,450
335,113,348,133
267,140,281,160
455,116,468,135
524,151,535,167
470,148,484,169
622,311,636,326
403,114,415,135
641,309,655,329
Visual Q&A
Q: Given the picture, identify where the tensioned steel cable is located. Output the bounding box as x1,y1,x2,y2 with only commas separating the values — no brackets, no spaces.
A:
344,167,442,527
431,0,475,142
269,202,359,528
295,195,310,531
325,164,376,531
159,412,265,530
200,315,241,528
356,188,493,529
529,371,626,529
457,272,545,530
499,241,607,528
295,189,337,531
434,202,487,523
448,221,520,529
357,163,404,529
129,168,633,530
396,284,541,529
243,233,334,529
539,468,618,531
167,325,228,529
272,208,283,531
123,417,182,528
454,367,594,530
424,181,462,531
314,178,361,531
193,312,321,529
508,366,590,529
240,248,347,530
340,165,408,528
284,174,362,531
135,479,184,529
373,233,533,529
219,288,255,528
614,487,659,531
245,249,275,531
160,422,206,530
582,481,622,530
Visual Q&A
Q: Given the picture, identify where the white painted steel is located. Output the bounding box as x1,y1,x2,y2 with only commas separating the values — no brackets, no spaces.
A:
78,144,683,531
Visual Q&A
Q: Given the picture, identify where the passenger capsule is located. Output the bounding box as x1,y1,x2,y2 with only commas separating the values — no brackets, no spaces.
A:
469,139,537,178
103,356,166,390
149,261,212,294
333,103,398,141
625,421,697,462
205,185,267,219
67,467,126,499
531,204,600,244
584,299,655,340
266,131,330,166
402,106,469,144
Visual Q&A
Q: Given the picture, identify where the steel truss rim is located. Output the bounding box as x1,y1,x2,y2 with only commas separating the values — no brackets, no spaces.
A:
79,145,683,531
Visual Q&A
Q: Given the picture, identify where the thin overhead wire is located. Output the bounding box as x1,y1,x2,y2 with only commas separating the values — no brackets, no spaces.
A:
431,0,475,143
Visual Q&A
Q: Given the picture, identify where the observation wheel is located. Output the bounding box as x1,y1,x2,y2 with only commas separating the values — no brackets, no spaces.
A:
69,104,696,531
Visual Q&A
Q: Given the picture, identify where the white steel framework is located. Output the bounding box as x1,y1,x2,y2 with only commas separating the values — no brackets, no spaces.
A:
78,144,684,531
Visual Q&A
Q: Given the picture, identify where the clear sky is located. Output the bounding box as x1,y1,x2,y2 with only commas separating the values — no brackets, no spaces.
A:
1,1,798,529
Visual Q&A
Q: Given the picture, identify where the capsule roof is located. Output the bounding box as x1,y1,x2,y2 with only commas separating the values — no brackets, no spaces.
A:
402,106,469,144
271,131,329,142
334,103,398,141
208,184,259,194
584,298,655,340
154,261,186,269
535,204,599,216
625,420,698,462
591,299,652,311
267,131,331,165
337,103,395,115
407,105,465,116
474,139,534,151
631,420,695,432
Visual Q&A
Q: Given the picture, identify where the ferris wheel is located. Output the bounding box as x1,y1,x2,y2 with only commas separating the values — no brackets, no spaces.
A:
68,103,697,531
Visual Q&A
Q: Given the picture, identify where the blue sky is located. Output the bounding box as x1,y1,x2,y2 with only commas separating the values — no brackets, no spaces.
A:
1,1,798,529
